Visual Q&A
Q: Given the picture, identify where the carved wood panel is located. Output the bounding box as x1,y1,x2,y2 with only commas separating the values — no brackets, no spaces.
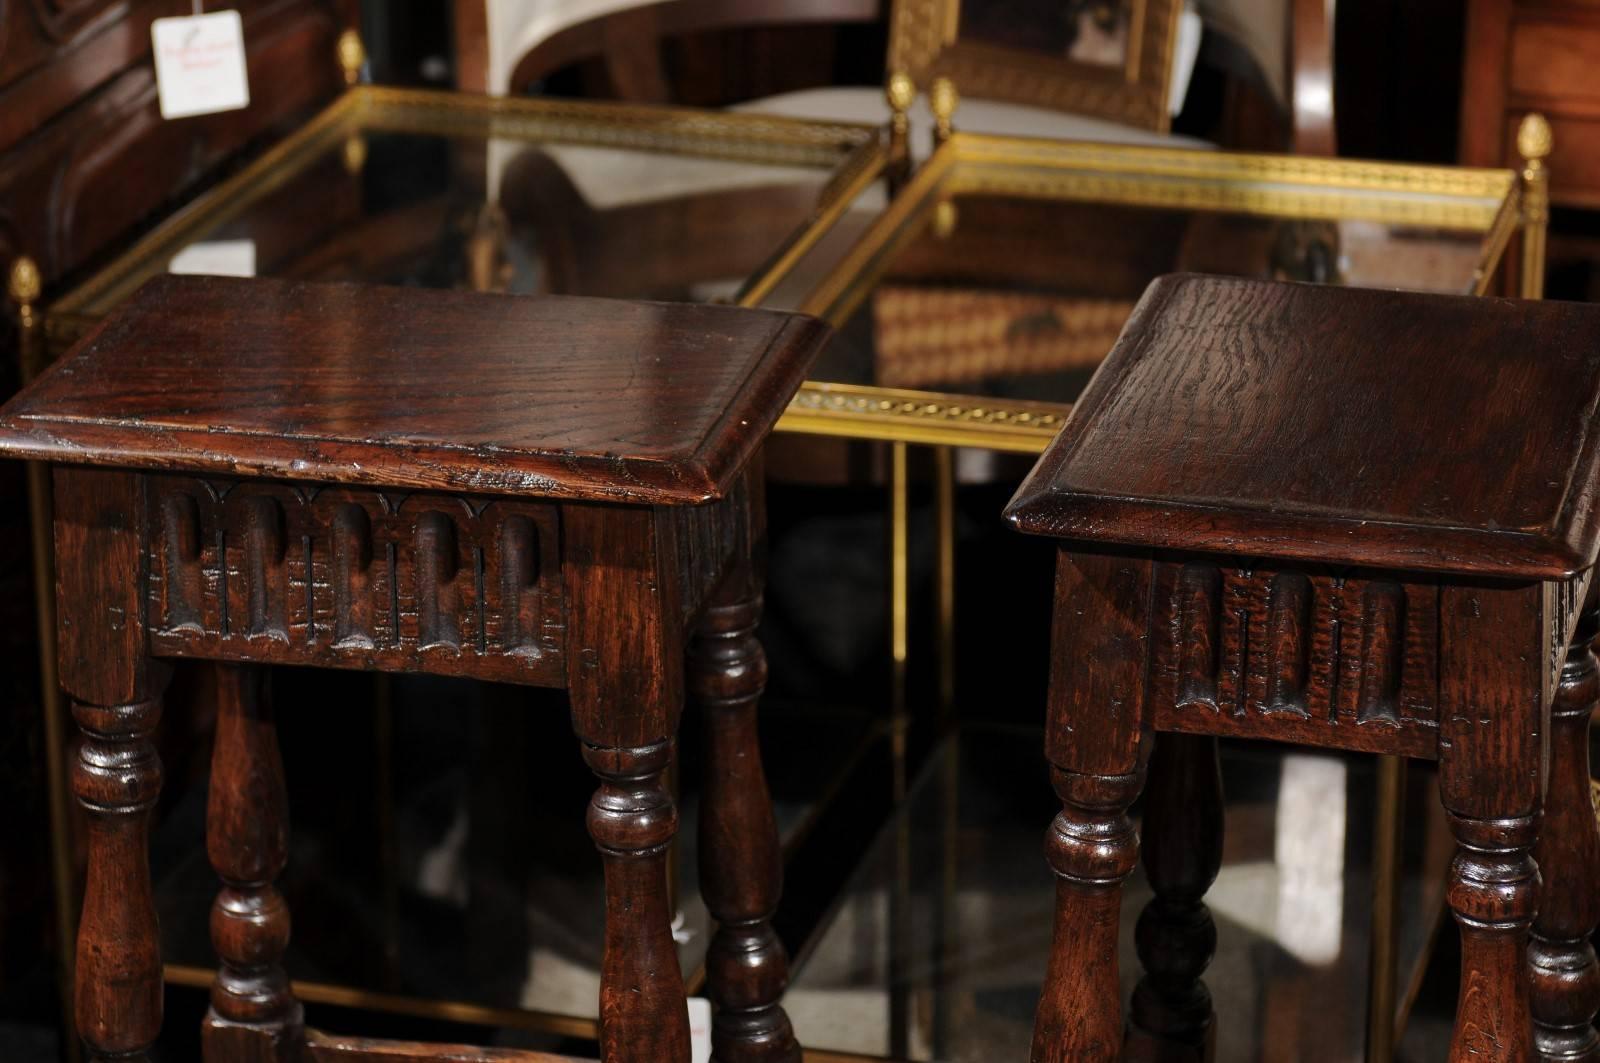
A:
1148,560,1442,758
144,477,568,687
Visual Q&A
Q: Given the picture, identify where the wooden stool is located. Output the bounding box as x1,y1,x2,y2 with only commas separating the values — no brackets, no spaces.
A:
0,276,829,1063
1006,274,1600,1063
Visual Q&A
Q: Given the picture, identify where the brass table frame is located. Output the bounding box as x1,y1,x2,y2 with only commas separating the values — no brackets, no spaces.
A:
9,61,1550,1057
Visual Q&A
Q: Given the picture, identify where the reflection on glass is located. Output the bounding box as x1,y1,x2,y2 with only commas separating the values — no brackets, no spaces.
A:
788,726,1449,1062
1211,753,1351,968
150,687,876,1025
1274,754,1348,966
806,194,1489,407
960,0,1133,68
110,127,839,313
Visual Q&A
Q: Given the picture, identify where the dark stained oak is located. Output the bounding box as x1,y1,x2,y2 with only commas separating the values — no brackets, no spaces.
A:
72,693,166,1063
1007,273,1600,580
202,664,302,1062
1008,274,1600,1063
0,275,826,504
691,563,799,1063
1437,580,1546,1063
1033,549,1153,1063
0,277,829,1063
1126,733,1222,1061
56,468,173,1063
1530,584,1600,1062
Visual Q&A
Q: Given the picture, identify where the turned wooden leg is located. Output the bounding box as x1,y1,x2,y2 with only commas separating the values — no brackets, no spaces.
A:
1127,733,1223,1062
73,695,165,1063
1034,765,1145,1062
564,502,691,1062
583,738,691,1063
690,577,798,1063
1531,592,1600,1062
202,664,302,1061
1034,550,1155,1063
1445,809,1540,1061
1439,583,1547,1063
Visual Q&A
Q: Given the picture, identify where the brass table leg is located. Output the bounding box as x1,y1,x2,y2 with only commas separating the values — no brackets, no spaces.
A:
887,440,911,1058
1367,754,1406,1063
889,441,909,751
934,446,956,722
12,257,81,1063
1518,113,1551,302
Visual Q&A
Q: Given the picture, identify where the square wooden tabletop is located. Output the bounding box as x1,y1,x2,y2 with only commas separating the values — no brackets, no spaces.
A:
1007,273,1600,579
0,276,829,504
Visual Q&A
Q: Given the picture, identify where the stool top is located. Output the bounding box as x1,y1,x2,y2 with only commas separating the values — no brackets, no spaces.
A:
1006,274,1600,579
0,276,828,504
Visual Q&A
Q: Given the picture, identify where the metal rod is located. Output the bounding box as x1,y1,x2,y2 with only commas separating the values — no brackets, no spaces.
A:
165,963,600,1040
887,440,911,1059
890,441,909,742
931,736,961,1056
1518,113,1551,301
934,446,956,723
12,258,81,1063
1367,754,1406,1063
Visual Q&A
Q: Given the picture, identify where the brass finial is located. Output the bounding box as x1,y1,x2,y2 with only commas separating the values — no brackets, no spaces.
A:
342,135,368,175
8,255,41,310
1518,112,1553,296
1518,113,1552,161
930,76,959,145
886,71,916,117
338,29,366,87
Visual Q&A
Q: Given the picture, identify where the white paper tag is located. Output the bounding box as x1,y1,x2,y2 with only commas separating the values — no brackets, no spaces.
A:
687,997,712,1063
151,11,251,120
169,239,256,278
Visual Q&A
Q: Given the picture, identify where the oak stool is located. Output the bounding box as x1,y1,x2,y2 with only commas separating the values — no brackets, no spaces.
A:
1006,274,1600,1063
0,276,830,1063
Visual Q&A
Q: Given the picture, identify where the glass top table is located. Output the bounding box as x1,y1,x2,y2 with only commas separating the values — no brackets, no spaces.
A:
44,85,885,349
42,99,1533,460
774,131,1530,452
786,724,1455,1062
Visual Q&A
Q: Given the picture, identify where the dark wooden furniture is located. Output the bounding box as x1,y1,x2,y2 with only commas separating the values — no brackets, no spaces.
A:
1006,273,1600,1062
1,0,358,299
1463,0,1600,210
2,6,356,1037
0,274,830,1063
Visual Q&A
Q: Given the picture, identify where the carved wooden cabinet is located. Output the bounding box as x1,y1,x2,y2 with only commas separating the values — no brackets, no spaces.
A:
1008,274,1600,1061
1462,0,1600,210
0,0,358,296
0,275,830,1063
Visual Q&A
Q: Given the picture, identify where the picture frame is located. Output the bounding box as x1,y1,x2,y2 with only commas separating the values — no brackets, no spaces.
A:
887,0,1185,131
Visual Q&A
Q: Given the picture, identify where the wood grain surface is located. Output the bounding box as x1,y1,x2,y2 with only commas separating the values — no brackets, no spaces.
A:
1007,273,1600,578
0,276,829,504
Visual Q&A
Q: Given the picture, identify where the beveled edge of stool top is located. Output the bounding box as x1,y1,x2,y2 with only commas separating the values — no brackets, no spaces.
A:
1006,273,1600,579
0,275,830,505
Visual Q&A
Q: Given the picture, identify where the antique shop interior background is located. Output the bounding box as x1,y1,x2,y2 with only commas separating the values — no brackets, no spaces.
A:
2,1,1596,1060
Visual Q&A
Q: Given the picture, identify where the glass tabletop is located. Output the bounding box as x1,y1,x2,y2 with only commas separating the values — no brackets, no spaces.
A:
778,134,1523,413
151,678,883,1039
788,724,1454,1062
50,86,882,333
48,101,1523,455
